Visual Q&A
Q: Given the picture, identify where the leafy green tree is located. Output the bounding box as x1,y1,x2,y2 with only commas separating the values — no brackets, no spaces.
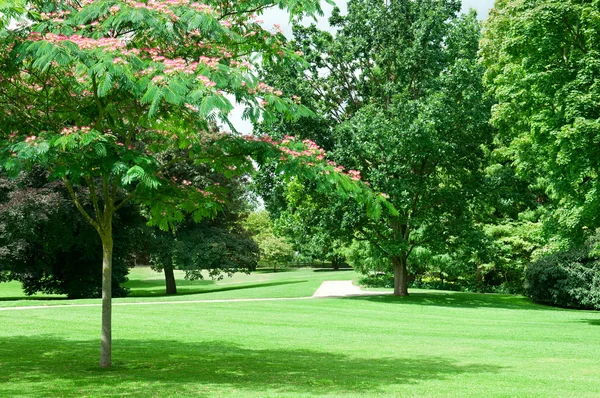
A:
245,210,294,272
481,0,600,244
0,0,327,367
261,1,492,295
275,179,355,269
150,219,260,293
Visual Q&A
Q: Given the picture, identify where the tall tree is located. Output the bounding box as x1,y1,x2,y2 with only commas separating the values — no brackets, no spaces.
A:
481,0,600,245
262,1,492,295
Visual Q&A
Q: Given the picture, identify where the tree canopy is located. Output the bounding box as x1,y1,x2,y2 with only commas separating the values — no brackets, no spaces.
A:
258,0,492,295
481,0,600,245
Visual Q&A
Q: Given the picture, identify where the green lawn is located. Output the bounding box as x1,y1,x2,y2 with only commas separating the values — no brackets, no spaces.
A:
1,267,600,397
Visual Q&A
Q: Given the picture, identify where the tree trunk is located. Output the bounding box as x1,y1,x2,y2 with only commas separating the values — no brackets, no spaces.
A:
164,264,177,295
99,234,113,368
332,257,340,271
392,255,409,296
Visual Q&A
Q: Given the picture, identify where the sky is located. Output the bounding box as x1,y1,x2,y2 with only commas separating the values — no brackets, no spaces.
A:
228,0,497,133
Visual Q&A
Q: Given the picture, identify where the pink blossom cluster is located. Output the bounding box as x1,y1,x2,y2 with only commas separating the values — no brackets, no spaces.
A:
197,56,220,67
125,0,181,21
197,75,216,87
39,10,70,21
190,3,214,13
245,81,283,96
24,135,38,145
242,134,276,144
60,126,92,136
230,60,252,69
155,56,199,74
275,136,363,181
248,14,263,24
28,33,126,51
347,169,361,181
278,138,326,160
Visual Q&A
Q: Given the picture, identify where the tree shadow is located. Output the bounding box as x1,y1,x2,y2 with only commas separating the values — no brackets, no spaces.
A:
313,268,353,272
125,278,215,289
346,291,557,311
127,280,308,298
0,295,70,302
0,335,502,396
253,268,298,274
580,318,600,326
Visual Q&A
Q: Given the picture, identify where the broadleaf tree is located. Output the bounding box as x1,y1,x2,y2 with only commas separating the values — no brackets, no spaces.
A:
481,0,600,245
0,0,392,367
260,0,492,296
0,0,343,368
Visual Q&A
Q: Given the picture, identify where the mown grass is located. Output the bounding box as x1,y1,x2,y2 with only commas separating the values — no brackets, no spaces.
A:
0,267,356,307
1,267,600,397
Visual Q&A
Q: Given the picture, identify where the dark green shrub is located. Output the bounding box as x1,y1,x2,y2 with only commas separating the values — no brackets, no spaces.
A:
525,243,600,310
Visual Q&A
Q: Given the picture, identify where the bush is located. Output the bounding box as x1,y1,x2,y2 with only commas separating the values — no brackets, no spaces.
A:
525,243,600,310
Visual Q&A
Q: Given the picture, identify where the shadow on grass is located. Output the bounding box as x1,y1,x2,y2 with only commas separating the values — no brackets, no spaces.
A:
582,318,600,326
253,268,297,274
127,280,308,298
346,291,551,311
124,278,215,289
0,295,70,302
313,268,353,273
0,335,502,396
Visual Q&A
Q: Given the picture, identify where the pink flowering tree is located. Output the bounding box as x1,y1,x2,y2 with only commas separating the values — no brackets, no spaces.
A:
0,0,392,368
0,0,360,368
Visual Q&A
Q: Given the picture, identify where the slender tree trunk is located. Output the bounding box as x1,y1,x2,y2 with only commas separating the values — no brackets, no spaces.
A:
99,233,113,368
164,264,177,295
332,257,340,271
392,255,409,296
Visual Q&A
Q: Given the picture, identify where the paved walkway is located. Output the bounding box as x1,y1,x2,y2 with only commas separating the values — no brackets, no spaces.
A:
0,281,389,311
312,280,390,298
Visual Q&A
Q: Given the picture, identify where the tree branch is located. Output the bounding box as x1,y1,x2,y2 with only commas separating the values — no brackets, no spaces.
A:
63,177,100,232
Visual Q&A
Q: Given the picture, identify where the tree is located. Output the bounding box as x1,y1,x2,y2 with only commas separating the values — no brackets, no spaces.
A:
261,1,492,295
274,179,354,269
139,143,259,295
244,210,294,272
149,219,260,292
481,0,600,244
0,0,326,367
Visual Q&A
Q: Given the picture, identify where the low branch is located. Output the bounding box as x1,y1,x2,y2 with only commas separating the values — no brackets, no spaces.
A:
63,177,100,232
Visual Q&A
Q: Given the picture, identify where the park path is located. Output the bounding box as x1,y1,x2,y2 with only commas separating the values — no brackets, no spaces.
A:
312,280,390,298
0,281,388,311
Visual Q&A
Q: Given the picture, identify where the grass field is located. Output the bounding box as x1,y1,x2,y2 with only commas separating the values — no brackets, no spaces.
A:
1,267,600,397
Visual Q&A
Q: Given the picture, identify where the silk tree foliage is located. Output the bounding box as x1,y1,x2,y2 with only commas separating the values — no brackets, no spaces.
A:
0,0,393,368
261,0,492,296
481,0,600,245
